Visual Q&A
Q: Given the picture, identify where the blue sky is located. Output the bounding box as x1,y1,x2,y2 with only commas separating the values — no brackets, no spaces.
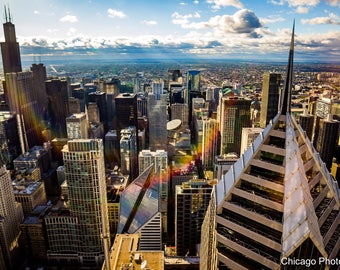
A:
4,0,340,62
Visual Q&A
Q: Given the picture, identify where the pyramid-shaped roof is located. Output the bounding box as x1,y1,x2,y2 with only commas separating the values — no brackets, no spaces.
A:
210,22,340,269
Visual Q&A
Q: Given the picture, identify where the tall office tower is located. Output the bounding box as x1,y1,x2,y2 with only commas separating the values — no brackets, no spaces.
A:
186,70,202,125
175,179,212,256
115,93,138,133
200,25,340,270
0,7,21,75
118,165,162,250
120,127,138,180
87,102,100,123
68,97,81,114
201,118,219,169
171,103,189,127
104,130,119,166
299,113,314,140
260,72,281,128
152,79,164,100
62,139,110,268
168,69,182,84
66,113,88,139
0,112,20,167
218,92,251,155
72,87,86,112
46,79,69,138
240,127,263,155
88,91,108,130
137,94,147,117
6,72,42,151
0,165,24,269
139,149,169,233
148,93,167,151
169,83,184,104
31,63,47,119
315,116,340,170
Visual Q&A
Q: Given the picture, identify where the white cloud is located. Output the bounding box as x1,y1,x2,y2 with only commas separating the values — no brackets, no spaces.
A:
325,0,340,6
180,2,188,5
107,9,126,19
34,10,40,15
172,12,200,25
287,0,319,6
206,0,244,10
60,15,78,23
261,15,285,24
67,27,78,36
296,6,309,13
142,20,158,25
269,0,285,5
194,0,199,4
301,13,340,25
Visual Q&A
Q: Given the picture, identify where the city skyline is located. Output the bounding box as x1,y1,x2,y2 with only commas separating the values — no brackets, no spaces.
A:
3,0,340,62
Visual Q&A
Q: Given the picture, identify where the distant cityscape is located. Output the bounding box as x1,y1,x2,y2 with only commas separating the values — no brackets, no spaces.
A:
0,8,339,270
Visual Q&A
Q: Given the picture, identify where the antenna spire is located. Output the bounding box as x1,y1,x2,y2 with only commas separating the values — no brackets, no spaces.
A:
281,20,295,115
4,5,12,22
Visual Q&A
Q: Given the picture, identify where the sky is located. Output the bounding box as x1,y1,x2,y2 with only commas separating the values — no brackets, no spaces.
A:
3,0,340,62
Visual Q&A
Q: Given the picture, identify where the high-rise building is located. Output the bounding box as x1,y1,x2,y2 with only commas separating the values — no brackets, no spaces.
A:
186,70,202,125
152,79,164,100
115,93,138,133
120,127,138,180
30,63,47,119
201,118,219,169
46,79,69,138
0,7,21,75
175,179,212,256
61,139,110,267
170,103,189,127
260,73,281,128
0,165,24,269
118,165,162,250
66,113,88,139
6,72,42,151
0,112,20,167
200,24,340,270
148,93,167,151
315,116,340,170
88,91,108,130
298,113,314,140
218,91,251,155
139,149,169,233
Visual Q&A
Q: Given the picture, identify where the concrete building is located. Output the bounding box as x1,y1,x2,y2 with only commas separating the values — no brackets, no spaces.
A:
66,113,88,139
175,179,212,256
202,118,219,169
120,126,138,180
47,139,111,268
260,73,281,128
0,165,24,269
218,90,251,155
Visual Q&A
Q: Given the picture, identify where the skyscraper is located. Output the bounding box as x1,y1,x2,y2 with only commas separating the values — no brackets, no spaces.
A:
315,116,340,170
218,91,251,155
0,165,24,269
115,93,138,133
46,79,69,138
200,23,340,270
201,118,219,169
62,139,110,268
31,63,48,119
147,93,167,151
0,7,21,75
6,72,42,151
120,126,138,180
66,113,88,139
175,179,212,256
260,73,281,128
139,149,169,233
